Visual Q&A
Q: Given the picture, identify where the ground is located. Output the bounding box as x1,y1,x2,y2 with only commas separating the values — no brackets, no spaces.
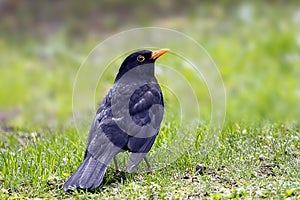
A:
1,123,300,199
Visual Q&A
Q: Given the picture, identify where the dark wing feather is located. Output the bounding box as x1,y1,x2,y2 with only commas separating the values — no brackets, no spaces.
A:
127,83,164,153
129,83,164,126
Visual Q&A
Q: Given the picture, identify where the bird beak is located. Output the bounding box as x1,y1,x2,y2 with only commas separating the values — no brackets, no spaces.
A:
151,49,169,60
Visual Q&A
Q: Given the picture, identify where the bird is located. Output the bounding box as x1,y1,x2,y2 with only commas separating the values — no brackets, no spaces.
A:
64,49,169,192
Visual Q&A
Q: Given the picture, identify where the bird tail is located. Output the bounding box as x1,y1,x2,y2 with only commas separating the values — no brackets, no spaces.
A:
64,151,108,192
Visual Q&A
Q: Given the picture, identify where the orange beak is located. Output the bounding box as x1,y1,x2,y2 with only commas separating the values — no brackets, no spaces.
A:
150,49,169,60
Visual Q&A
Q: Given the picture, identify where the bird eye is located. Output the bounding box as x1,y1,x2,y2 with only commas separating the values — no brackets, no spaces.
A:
137,55,145,62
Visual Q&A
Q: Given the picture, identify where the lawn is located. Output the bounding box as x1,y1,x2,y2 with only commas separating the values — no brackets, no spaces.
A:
1,1,300,199
1,124,299,199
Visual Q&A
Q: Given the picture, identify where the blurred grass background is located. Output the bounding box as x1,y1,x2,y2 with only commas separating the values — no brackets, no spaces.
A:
0,0,299,129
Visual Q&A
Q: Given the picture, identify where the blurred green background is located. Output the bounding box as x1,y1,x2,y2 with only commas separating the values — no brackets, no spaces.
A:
0,0,299,130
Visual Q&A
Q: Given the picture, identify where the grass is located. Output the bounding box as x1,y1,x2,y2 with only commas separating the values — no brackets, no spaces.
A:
1,123,299,199
1,1,300,199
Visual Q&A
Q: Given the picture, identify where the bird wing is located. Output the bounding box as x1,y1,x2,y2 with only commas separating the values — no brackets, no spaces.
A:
127,83,164,153
129,83,164,127
86,89,128,161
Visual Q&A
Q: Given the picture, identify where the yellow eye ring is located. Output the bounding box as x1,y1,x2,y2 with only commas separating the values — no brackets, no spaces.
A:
137,55,145,62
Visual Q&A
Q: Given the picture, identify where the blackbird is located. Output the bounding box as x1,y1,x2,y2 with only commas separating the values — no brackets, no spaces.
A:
64,49,168,191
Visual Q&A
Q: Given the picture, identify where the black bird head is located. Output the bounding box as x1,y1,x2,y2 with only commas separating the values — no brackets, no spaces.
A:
115,49,169,81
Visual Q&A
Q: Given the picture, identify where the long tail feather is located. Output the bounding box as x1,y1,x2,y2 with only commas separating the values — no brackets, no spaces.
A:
64,152,108,191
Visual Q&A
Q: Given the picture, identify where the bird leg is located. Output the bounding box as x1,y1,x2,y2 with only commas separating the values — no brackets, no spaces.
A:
113,156,121,173
143,157,152,172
